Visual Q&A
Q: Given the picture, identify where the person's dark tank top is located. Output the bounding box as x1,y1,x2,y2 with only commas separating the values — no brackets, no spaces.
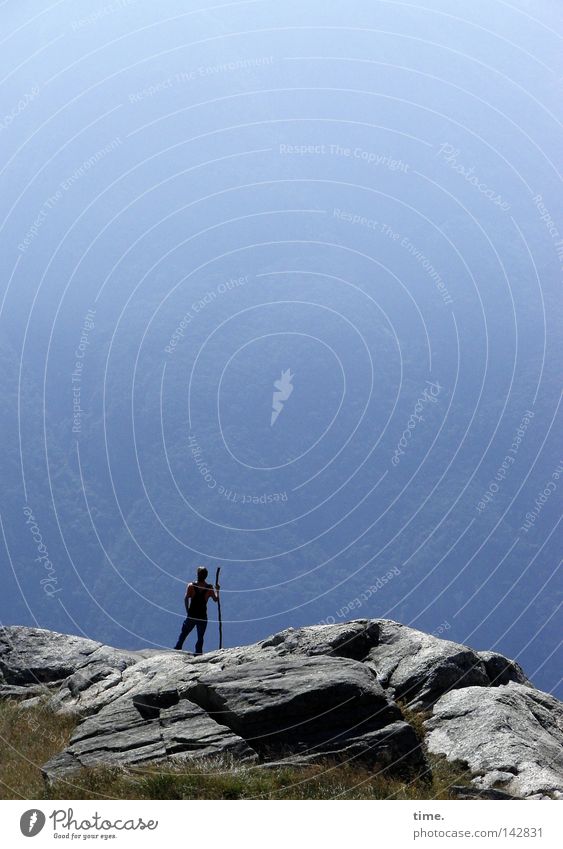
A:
188,583,210,619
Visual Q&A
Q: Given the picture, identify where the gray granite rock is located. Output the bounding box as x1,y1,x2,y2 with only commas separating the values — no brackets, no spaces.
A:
42,649,425,780
477,651,530,687
260,620,380,660
425,683,563,799
364,620,491,708
449,785,516,800
301,720,425,774
2,621,561,798
185,654,400,753
0,626,101,686
42,695,256,783
46,649,196,717
256,720,425,775
0,683,53,700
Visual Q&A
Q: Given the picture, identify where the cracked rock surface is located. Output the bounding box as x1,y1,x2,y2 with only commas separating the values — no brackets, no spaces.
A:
0,621,559,797
424,683,563,799
363,620,529,709
43,697,256,783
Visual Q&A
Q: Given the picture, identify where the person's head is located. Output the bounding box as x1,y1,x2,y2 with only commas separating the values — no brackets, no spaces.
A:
196,566,208,582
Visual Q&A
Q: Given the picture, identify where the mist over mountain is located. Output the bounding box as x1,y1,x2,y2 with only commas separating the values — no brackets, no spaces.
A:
0,0,561,697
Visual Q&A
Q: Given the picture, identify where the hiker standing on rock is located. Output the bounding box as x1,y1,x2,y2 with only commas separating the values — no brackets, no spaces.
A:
174,566,219,654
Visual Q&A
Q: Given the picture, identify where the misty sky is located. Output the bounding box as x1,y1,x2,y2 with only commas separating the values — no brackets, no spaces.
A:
1,0,561,695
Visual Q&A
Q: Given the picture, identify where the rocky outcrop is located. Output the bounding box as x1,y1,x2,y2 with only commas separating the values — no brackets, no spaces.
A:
44,697,257,783
363,620,529,709
183,654,420,765
0,626,158,708
425,684,563,800
0,627,101,687
0,620,560,798
260,620,381,660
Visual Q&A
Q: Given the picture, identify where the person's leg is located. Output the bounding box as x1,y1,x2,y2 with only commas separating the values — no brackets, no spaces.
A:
174,617,196,650
194,620,207,655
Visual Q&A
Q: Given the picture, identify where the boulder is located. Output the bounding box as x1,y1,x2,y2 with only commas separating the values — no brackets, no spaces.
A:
42,695,256,783
46,649,197,717
364,620,490,708
0,626,101,686
477,651,530,687
186,654,400,751
260,620,380,660
448,785,516,800
425,683,563,799
43,651,425,780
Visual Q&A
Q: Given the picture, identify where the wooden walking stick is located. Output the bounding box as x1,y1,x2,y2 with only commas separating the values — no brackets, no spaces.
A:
215,567,223,649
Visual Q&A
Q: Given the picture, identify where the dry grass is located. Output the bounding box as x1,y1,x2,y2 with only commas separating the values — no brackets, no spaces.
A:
398,701,433,740
396,701,474,798
0,699,77,799
0,699,474,800
46,757,468,800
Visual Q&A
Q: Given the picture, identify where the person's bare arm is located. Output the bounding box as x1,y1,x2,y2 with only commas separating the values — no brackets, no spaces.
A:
208,582,220,603
184,583,194,613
